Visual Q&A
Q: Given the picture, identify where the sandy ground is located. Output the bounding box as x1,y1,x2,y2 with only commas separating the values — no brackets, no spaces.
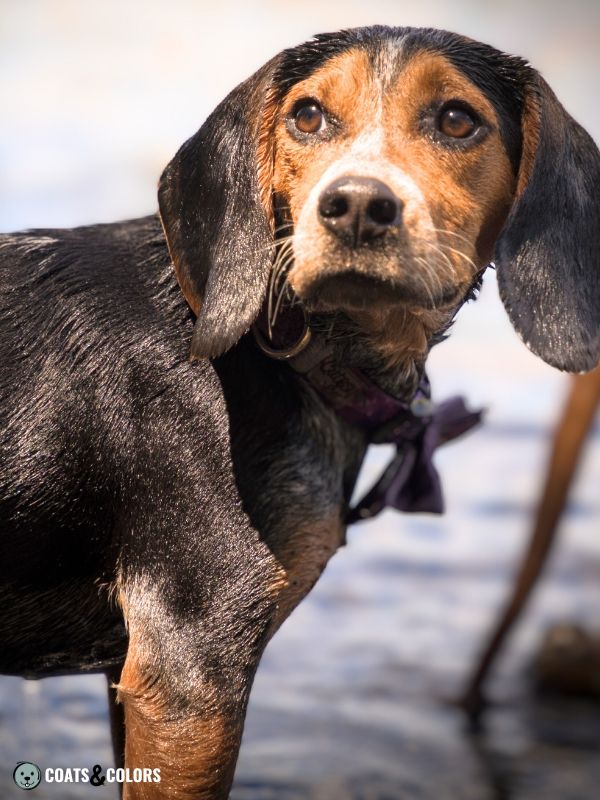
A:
1,1,599,797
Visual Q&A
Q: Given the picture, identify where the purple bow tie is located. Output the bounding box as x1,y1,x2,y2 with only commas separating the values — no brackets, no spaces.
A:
288,348,482,523
344,392,482,523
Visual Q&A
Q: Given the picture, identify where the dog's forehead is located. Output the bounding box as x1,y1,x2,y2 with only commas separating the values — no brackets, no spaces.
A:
275,26,527,165
282,45,493,112
278,26,525,92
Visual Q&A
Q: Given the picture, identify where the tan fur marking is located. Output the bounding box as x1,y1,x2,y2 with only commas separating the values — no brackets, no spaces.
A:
384,51,515,266
269,514,344,632
516,89,541,198
349,305,449,372
157,211,202,317
116,639,236,800
256,85,279,231
273,49,378,219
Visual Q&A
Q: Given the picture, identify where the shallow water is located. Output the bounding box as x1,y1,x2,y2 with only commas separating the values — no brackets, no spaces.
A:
2,1,600,797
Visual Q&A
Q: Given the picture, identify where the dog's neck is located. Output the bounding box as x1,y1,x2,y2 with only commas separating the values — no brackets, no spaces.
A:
309,266,486,402
254,302,457,417
250,298,482,521
307,308,452,402
256,258,484,408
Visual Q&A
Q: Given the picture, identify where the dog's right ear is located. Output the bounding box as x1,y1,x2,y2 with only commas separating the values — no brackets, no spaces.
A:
158,59,279,359
495,72,600,372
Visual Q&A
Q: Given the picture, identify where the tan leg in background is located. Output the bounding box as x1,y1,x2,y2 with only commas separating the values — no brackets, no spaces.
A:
460,366,600,721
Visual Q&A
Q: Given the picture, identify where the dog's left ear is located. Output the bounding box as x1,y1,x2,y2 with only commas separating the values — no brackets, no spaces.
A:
158,60,278,359
495,73,600,372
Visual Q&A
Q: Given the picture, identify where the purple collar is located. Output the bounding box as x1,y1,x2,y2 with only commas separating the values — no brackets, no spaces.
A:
253,306,481,523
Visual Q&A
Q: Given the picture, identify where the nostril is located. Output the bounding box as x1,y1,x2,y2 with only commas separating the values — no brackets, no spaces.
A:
319,193,349,219
367,197,398,225
318,177,402,244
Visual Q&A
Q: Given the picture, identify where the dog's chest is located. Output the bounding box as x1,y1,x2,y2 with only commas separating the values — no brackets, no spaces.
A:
217,348,366,627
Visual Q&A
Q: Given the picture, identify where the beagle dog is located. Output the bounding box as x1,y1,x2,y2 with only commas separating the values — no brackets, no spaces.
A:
1,26,599,799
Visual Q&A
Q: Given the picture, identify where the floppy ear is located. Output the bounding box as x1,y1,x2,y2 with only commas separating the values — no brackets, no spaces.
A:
158,59,279,359
495,73,600,372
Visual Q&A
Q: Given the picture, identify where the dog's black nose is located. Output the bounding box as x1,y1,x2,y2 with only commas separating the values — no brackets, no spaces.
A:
318,177,402,246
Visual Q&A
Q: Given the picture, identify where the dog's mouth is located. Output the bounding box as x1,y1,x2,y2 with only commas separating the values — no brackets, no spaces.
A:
293,270,461,313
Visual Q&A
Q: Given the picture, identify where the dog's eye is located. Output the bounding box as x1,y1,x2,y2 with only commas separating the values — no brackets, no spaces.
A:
294,102,325,134
438,106,477,138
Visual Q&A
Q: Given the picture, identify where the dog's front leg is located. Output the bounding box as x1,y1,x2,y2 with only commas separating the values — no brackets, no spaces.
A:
115,563,281,799
117,651,246,799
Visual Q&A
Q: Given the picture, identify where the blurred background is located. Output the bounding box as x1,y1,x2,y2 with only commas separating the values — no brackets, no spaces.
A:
1,1,599,797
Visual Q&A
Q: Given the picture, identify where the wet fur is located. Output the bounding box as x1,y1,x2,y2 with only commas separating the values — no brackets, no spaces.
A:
2,25,600,799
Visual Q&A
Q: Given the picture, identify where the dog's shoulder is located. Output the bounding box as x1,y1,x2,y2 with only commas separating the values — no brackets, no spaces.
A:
0,216,232,527
0,215,192,380
0,215,174,320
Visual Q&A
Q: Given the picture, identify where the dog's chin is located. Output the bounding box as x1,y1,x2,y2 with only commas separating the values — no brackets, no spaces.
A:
292,271,461,313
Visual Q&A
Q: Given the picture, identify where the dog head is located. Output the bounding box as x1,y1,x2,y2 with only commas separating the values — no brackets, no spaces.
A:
159,27,600,373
